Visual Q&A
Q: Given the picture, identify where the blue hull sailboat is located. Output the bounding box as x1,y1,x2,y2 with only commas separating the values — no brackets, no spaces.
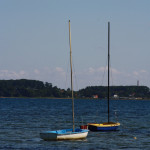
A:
40,20,88,140
88,22,120,132
88,122,120,131
40,129,88,140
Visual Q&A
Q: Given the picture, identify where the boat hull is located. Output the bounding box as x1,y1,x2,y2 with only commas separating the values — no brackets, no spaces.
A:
88,122,120,131
40,128,88,140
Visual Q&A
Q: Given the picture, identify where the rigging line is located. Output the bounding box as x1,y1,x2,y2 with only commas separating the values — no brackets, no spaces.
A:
110,60,114,86
64,55,70,90
100,57,107,86
72,56,79,92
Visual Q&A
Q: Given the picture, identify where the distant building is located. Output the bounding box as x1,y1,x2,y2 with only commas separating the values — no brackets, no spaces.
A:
113,94,119,99
93,95,98,99
135,97,142,100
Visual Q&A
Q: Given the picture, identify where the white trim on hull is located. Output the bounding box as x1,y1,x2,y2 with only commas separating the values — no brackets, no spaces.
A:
40,129,88,141
40,131,88,140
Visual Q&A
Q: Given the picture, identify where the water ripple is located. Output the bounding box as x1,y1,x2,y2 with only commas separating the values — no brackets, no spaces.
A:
0,98,150,149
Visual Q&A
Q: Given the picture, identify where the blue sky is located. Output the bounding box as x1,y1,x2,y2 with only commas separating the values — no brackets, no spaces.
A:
0,0,150,90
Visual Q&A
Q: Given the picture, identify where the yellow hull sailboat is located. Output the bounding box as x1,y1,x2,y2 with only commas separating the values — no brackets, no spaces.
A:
88,22,120,131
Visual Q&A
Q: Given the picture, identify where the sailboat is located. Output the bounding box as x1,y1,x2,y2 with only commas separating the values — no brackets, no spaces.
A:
88,22,120,131
40,20,88,140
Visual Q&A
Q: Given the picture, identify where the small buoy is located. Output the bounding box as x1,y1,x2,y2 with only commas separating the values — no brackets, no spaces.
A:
134,137,137,139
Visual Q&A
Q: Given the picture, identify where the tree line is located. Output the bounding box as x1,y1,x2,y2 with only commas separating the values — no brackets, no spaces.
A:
78,86,150,99
0,79,150,99
0,79,69,98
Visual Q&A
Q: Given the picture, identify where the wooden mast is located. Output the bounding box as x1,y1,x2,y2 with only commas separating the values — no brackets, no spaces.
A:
69,20,75,131
108,22,110,123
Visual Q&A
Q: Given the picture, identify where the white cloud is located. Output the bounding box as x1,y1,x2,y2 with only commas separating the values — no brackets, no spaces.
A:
88,67,95,74
0,70,27,79
34,69,40,74
19,70,27,76
97,67,106,72
140,70,147,73
111,68,121,74
0,67,150,89
55,67,65,76
55,67,63,72
133,71,139,76
132,69,148,77
86,67,121,76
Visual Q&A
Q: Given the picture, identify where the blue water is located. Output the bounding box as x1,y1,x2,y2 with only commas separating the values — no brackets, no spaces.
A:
0,98,150,150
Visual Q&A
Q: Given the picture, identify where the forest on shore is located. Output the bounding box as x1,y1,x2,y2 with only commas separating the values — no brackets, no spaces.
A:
0,79,150,99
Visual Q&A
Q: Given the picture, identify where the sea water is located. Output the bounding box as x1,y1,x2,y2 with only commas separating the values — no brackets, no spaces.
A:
0,98,150,149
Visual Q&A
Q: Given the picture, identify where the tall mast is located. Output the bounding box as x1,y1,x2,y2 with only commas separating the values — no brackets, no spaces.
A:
69,20,75,131
108,22,110,123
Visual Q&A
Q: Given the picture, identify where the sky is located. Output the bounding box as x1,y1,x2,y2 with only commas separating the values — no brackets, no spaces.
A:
0,0,150,90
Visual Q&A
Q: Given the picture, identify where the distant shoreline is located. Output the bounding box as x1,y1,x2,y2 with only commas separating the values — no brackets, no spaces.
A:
0,97,150,100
